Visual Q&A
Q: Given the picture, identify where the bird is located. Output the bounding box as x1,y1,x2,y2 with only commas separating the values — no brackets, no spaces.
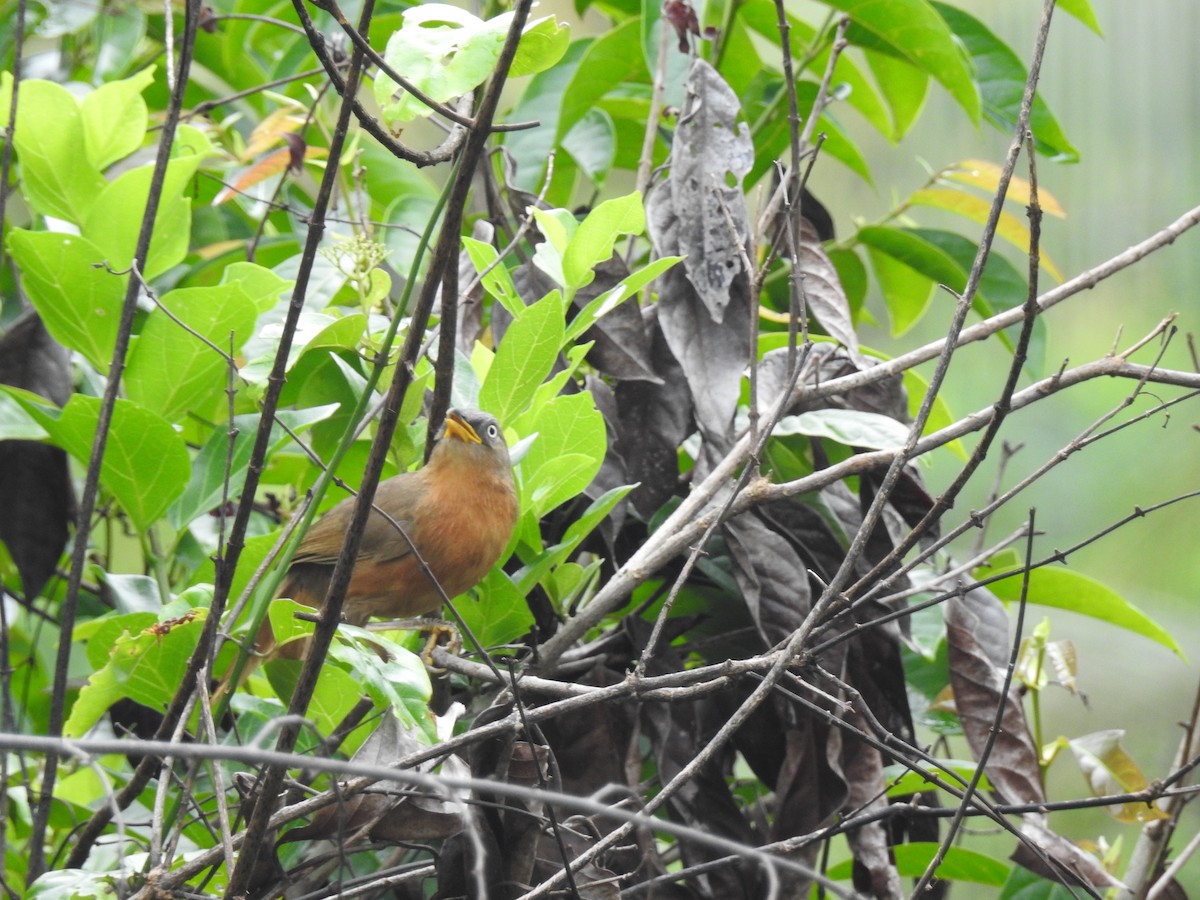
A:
256,408,519,660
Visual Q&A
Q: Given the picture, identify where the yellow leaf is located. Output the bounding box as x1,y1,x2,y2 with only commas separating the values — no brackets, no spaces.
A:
213,146,327,205
910,187,1063,281
943,158,1066,218
1069,730,1168,824
243,107,307,160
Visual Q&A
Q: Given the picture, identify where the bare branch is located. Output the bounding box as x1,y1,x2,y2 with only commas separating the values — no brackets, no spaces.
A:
47,0,202,874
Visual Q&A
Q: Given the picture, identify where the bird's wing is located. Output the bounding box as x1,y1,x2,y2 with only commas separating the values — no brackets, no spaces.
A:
291,474,422,566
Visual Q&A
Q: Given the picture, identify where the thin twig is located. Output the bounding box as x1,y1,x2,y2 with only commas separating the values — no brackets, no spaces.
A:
0,2,27,891
842,321,1181,616
0,734,842,897
810,485,1200,659
149,688,198,868
187,66,326,118
1119,672,1200,900
0,0,25,238
540,345,1200,670
308,0,534,134
844,128,1046,605
223,3,379,888
289,0,469,167
41,0,201,877
753,16,848,244
911,511,1038,897
229,0,536,888
196,673,237,877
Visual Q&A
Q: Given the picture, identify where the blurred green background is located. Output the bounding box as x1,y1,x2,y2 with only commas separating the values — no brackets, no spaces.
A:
802,0,1199,885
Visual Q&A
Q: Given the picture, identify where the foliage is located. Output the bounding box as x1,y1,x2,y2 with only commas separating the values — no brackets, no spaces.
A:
0,0,1196,898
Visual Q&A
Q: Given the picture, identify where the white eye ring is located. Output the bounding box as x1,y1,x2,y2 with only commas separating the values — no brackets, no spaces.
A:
487,424,499,440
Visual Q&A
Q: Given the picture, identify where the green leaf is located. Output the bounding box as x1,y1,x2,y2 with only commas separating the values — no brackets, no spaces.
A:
327,628,435,739
6,230,125,372
859,225,969,335
455,568,535,648
298,314,369,359
561,108,617,187
10,79,106,222
93,4,147,80
512,392,606,518
374,6,566,124
751,80,872,185
374,5,504,124
82,157,194,282
885,760,991,797
221,261,292,313
1056,0,1103,36
479,291,566,425
532,207,577,254
866,243,935,336
463,237,523,317
100,573,163,614
509,14,571,77
738,0,891,139
189,531,280,615
6,392,190,531
241,306,363,385
822,0,979,121
515,484,635,593
556,20,647,145
827,247,868,318
65,608,206,737
564,255,679,345
827,842,1008,885
80,67,155,170
0,392,48,440
262,652,365,732
76,611,157,669
933,3,1078,161
716,18,766,97
502,38,592,192
998,866,1084,900
528,342,592,410
562,192,645,290
125,284,258,423
775,408,910,451
860,225,965,289
525,453,595,519
867,51,928,140
977,552,1184,657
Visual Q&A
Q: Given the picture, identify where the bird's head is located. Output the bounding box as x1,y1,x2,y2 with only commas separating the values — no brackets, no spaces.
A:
434,408,512,475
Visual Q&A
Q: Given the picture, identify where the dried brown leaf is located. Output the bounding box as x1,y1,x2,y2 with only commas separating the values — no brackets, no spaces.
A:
0,313,73,600
646,58,753,324
841,721,903,900
796,217,858,353
1012,814,1127,891
945,589,1045,805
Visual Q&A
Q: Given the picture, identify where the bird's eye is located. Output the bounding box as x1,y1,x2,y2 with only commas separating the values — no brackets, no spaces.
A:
487,424,499,440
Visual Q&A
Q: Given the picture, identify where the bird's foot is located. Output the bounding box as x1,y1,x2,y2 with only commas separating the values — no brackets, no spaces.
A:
365,618,461,669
